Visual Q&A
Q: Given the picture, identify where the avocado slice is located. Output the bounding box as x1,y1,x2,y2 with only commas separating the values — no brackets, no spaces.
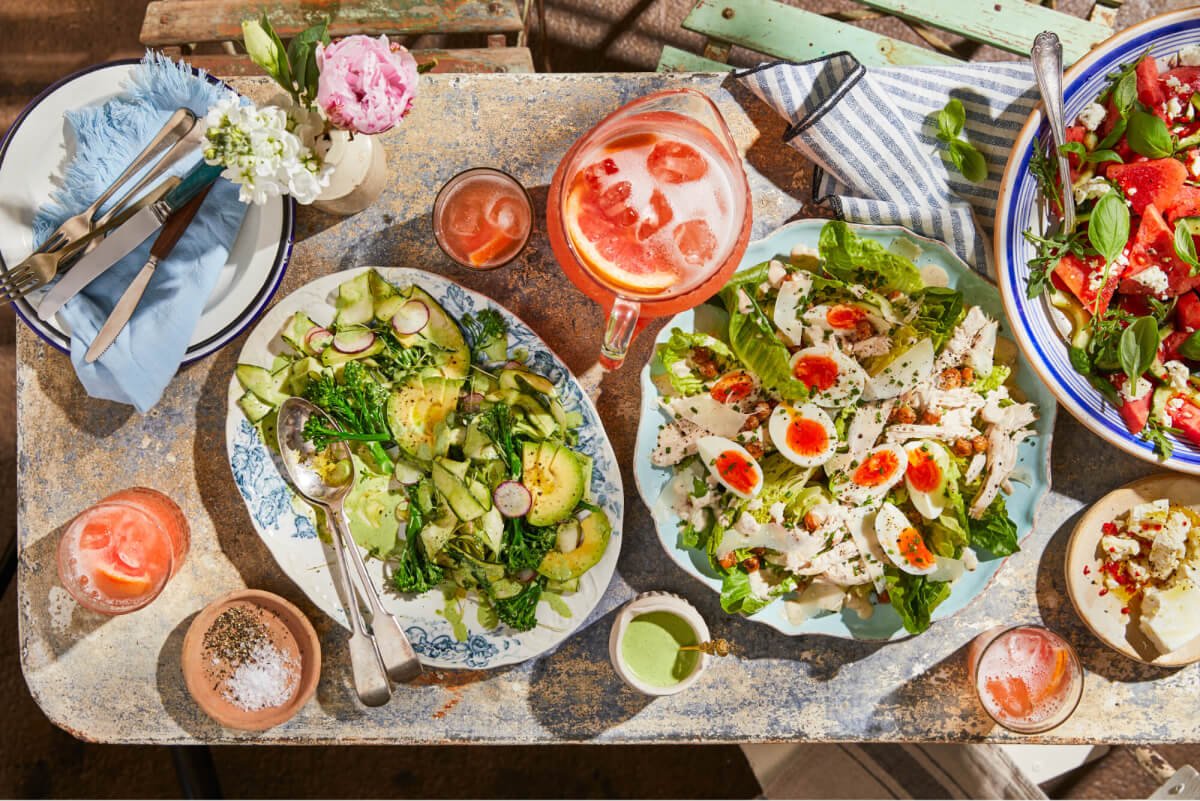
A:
537,509,611,581
391,284,470,380
521,441,584,526
334,271,374,327
386,375,464,460
237,391,273,424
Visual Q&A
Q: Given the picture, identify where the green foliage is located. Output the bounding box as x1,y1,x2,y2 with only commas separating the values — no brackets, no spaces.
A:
493,579,543,632
460,309,508,363
658,328,735,396
885,569,951,635
1022,228,1089,300
303,361,394,473
936,99,987,183
242,13,330,110
1118,315,1159,384
818,221,923,294
392,486,445,593
967,493,1020,557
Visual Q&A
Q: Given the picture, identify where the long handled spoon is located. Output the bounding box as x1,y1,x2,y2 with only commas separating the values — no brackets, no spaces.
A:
1031,31,1077,234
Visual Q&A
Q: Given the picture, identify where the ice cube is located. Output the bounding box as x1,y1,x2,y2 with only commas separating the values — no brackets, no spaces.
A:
647,140,708,184
673,219,717,265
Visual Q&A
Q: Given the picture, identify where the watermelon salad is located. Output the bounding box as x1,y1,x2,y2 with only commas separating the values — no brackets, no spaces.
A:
1024,46,1200,459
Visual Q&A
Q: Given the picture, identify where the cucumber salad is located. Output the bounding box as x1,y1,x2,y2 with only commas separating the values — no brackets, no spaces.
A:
652,223,1037,634
234,269,611,636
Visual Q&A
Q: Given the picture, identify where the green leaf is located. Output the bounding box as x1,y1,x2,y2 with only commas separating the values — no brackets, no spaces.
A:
1089,190,1131,264
950,140,988,183
1180,330,1200,361
938,98,966,142
257,13,294,98
286,16,329,107
417,59,437,74
1058,141,1086,157
817,220,923,294
885,569,951,635
1126,109,1174,158
968,493,1020,557
1119,315,1160,383
1097,117,1128,150
1084,149,1124,165
1175,220,1200,273
911,286,965,351
719,570,770,615
657,327,735,396
1114,70,1137,115
1069,345,1092,374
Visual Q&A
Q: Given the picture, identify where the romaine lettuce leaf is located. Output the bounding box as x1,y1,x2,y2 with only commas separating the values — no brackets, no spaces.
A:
927,514,969,559
911,286,965,351
968,492,1020,557
749,454,821,523
818,221,924,295
658,328,735,396
719,271,811,401
973,365,1011,394
885,568,951,634
720,569,795,615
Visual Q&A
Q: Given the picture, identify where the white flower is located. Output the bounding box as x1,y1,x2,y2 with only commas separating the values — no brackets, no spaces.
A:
201,99,332,205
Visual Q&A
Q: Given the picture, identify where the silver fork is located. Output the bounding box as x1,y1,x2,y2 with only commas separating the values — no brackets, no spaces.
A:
35,108,196,257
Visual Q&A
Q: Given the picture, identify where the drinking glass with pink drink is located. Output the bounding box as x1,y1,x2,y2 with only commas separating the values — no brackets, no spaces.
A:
968,625,1083,734
433,167,533,270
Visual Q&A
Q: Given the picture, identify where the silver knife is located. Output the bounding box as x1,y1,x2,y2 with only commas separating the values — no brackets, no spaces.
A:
84,185,213,363
37,161,224,322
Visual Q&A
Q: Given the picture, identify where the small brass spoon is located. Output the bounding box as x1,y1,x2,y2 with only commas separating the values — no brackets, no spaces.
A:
680,638,736,657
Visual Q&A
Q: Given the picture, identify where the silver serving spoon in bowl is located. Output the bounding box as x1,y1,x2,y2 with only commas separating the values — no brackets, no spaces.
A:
1031,31,1077,235
276,398,422,705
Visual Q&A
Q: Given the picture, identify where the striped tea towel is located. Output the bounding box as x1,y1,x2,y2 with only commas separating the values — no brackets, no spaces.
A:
736,54,1040,279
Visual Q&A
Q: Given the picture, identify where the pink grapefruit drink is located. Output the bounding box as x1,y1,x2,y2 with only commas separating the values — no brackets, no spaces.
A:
433,167,533,270
563,117,740,300
57,487,190,615
969,625,1083,734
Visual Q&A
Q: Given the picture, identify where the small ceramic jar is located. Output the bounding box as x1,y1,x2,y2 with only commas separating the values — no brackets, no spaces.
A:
608,591,710,696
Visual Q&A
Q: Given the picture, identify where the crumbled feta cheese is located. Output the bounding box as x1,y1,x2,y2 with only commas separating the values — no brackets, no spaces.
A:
1165,360,1192,391
1102,534,1142,560
1169,97,1184,118
1074,175,1113,205
1087,266,1109,293
767,259,787,288
1127,186,1138,196
1128,559,1151,583
746,497,764,511
1150,512,1192,579
1129,266,1170,295
1130,499,1170,525
1190,151,1200,179
1167,75,1185,91
1105,574,1125,592
1121,375,1153,403
1180,45,1200,67
1079,101,1107,131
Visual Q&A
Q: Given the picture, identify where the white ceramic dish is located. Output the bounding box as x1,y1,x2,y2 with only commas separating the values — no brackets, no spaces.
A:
0,59,293,362
225,266,624,669
608,592,710,696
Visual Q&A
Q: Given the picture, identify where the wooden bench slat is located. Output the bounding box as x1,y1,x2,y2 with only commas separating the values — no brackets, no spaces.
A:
853,0,1111,64
141,0,524,47
682,0,961,67
170,47,535,76
656,45,733,73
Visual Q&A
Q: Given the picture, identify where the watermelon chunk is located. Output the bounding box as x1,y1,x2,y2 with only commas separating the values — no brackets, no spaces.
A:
1137,56,1167,111
1108,158,1188,216
1179,290,1200,332
1054,251,1121,314
1162,330,1192,363
1065,125,1088,182
1121,204,1200,297
1111,374,1152,436
1164,67,1200,95
1167,185,1200,223
1167,394,1200,447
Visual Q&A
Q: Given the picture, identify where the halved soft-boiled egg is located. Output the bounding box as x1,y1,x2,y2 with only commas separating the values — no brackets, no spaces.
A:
904,439,952,520
697,436,763,499
830,443,908,506
802,303,886,340
789,345,866,407
709,370,759,405
768,403,838,468
874,502,938,575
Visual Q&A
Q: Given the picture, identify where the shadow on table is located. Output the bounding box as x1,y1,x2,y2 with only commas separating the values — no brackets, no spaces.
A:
155,610,226,739
725,75,817,219
1036,504,1179,684
1045,414,1158,508
31,348,133,437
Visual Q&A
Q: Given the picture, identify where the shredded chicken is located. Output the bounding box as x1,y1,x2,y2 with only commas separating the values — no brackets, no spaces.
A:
965,452,986,485
825,399,895,475
969,392,1037,518
851,335,891,358
651,418,706,466
885,407,980,445
792,540,859,576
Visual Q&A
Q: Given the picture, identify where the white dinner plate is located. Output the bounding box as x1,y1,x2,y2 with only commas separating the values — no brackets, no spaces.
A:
0,59,293,362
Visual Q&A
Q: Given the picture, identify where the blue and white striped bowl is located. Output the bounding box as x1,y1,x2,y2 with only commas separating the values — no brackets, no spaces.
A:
997,7,1200,474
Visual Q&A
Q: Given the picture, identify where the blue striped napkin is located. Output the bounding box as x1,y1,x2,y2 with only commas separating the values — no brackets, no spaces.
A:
736,54,1040,278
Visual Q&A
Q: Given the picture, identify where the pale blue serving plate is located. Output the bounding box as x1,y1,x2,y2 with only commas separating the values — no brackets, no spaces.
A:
633,220,1056,640
997,7,1200,473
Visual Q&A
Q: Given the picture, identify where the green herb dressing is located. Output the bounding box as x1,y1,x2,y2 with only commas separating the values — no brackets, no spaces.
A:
620,611,700,687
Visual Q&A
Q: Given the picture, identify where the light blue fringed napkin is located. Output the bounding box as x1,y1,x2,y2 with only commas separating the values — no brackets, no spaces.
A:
33,52,248,413
736,55,1041,279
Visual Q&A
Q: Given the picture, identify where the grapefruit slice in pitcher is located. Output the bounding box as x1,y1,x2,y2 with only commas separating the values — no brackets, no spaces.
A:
564,179,679,294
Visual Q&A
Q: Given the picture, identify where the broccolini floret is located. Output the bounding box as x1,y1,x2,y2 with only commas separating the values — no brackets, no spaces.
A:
303,361,394,473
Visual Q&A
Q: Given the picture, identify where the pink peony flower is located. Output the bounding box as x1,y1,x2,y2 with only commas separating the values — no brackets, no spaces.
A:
316,35,419,135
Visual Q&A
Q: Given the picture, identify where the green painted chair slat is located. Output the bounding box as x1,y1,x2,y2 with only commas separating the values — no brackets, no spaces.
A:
657,45,734,72
682,0,961,67
140,0,524,47
853,0,1112,63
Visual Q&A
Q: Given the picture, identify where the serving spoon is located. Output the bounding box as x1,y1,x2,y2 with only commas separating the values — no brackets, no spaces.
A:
276,398,422,706
1031,31,1077,234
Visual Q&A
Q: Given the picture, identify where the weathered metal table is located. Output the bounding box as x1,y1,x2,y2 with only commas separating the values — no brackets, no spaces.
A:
16,72,1185,744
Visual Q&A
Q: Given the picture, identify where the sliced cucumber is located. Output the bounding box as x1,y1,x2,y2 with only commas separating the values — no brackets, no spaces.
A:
441,457,470,482
432,460,486,521
281,312,321,355
464,418,499,461
236,364,291,407
321,335,384,367
477,506,504,555
368,269,399,321
238,391,273,424
500,368,556,397
545,577,579,593
334,271,374,327
418,510,458,561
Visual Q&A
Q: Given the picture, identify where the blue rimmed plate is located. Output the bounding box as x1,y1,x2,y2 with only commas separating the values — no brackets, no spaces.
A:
996,8,1200,473
634,220,1055,640
224,267,624,669
0,59,293,363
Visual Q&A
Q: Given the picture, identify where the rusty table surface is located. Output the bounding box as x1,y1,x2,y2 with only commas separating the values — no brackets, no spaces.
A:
14,72,1189,744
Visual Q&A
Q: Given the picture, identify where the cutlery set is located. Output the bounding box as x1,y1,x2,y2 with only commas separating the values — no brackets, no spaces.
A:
3,106,223,355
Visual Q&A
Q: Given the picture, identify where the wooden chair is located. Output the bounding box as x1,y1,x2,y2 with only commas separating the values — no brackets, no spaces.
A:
657,0,1122,72
141,0,536,75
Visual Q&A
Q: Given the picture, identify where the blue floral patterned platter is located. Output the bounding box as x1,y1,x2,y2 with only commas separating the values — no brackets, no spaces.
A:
225,267,624,669
633,220,1056,640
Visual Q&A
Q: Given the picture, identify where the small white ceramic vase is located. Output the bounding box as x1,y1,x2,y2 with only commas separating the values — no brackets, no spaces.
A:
312,129,387,215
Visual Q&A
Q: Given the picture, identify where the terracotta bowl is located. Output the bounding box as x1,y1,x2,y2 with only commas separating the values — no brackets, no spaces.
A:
181,589,321,731
1066,474,1200,667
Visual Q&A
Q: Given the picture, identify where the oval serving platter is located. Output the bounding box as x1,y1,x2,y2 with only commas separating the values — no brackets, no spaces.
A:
634,220,1056,640
225,267,624,669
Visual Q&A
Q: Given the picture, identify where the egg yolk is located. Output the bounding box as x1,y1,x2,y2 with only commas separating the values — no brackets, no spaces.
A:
792,355,839,391
710,371,756,404
905,447,942,493
715,450,758,495
853,449,899,487
786,417,829,457
826,304,866,330
897,526,936,570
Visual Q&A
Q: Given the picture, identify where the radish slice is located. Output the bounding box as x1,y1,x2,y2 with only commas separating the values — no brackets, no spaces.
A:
515,567,537,582
332,328,375,354
391,300,430,336
504,360,525,370
305,327,334,353
494,481,532,518
460,392,484,414
392,459,423,486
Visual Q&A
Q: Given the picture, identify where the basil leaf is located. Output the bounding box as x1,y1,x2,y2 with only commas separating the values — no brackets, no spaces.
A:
938,98,965,142
1089,190,1131,264
1119,315,1160,383
1058,141,1086,157
1127,109,1174,158
1085,149,1123,165
1175,221,1200,273
1181,331,1200,361
1097,117,1128,150
1180,216,1200,238
1114,71,1138,115
1089,374,1121,405
1069,345,1092,374
948,140,987,183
